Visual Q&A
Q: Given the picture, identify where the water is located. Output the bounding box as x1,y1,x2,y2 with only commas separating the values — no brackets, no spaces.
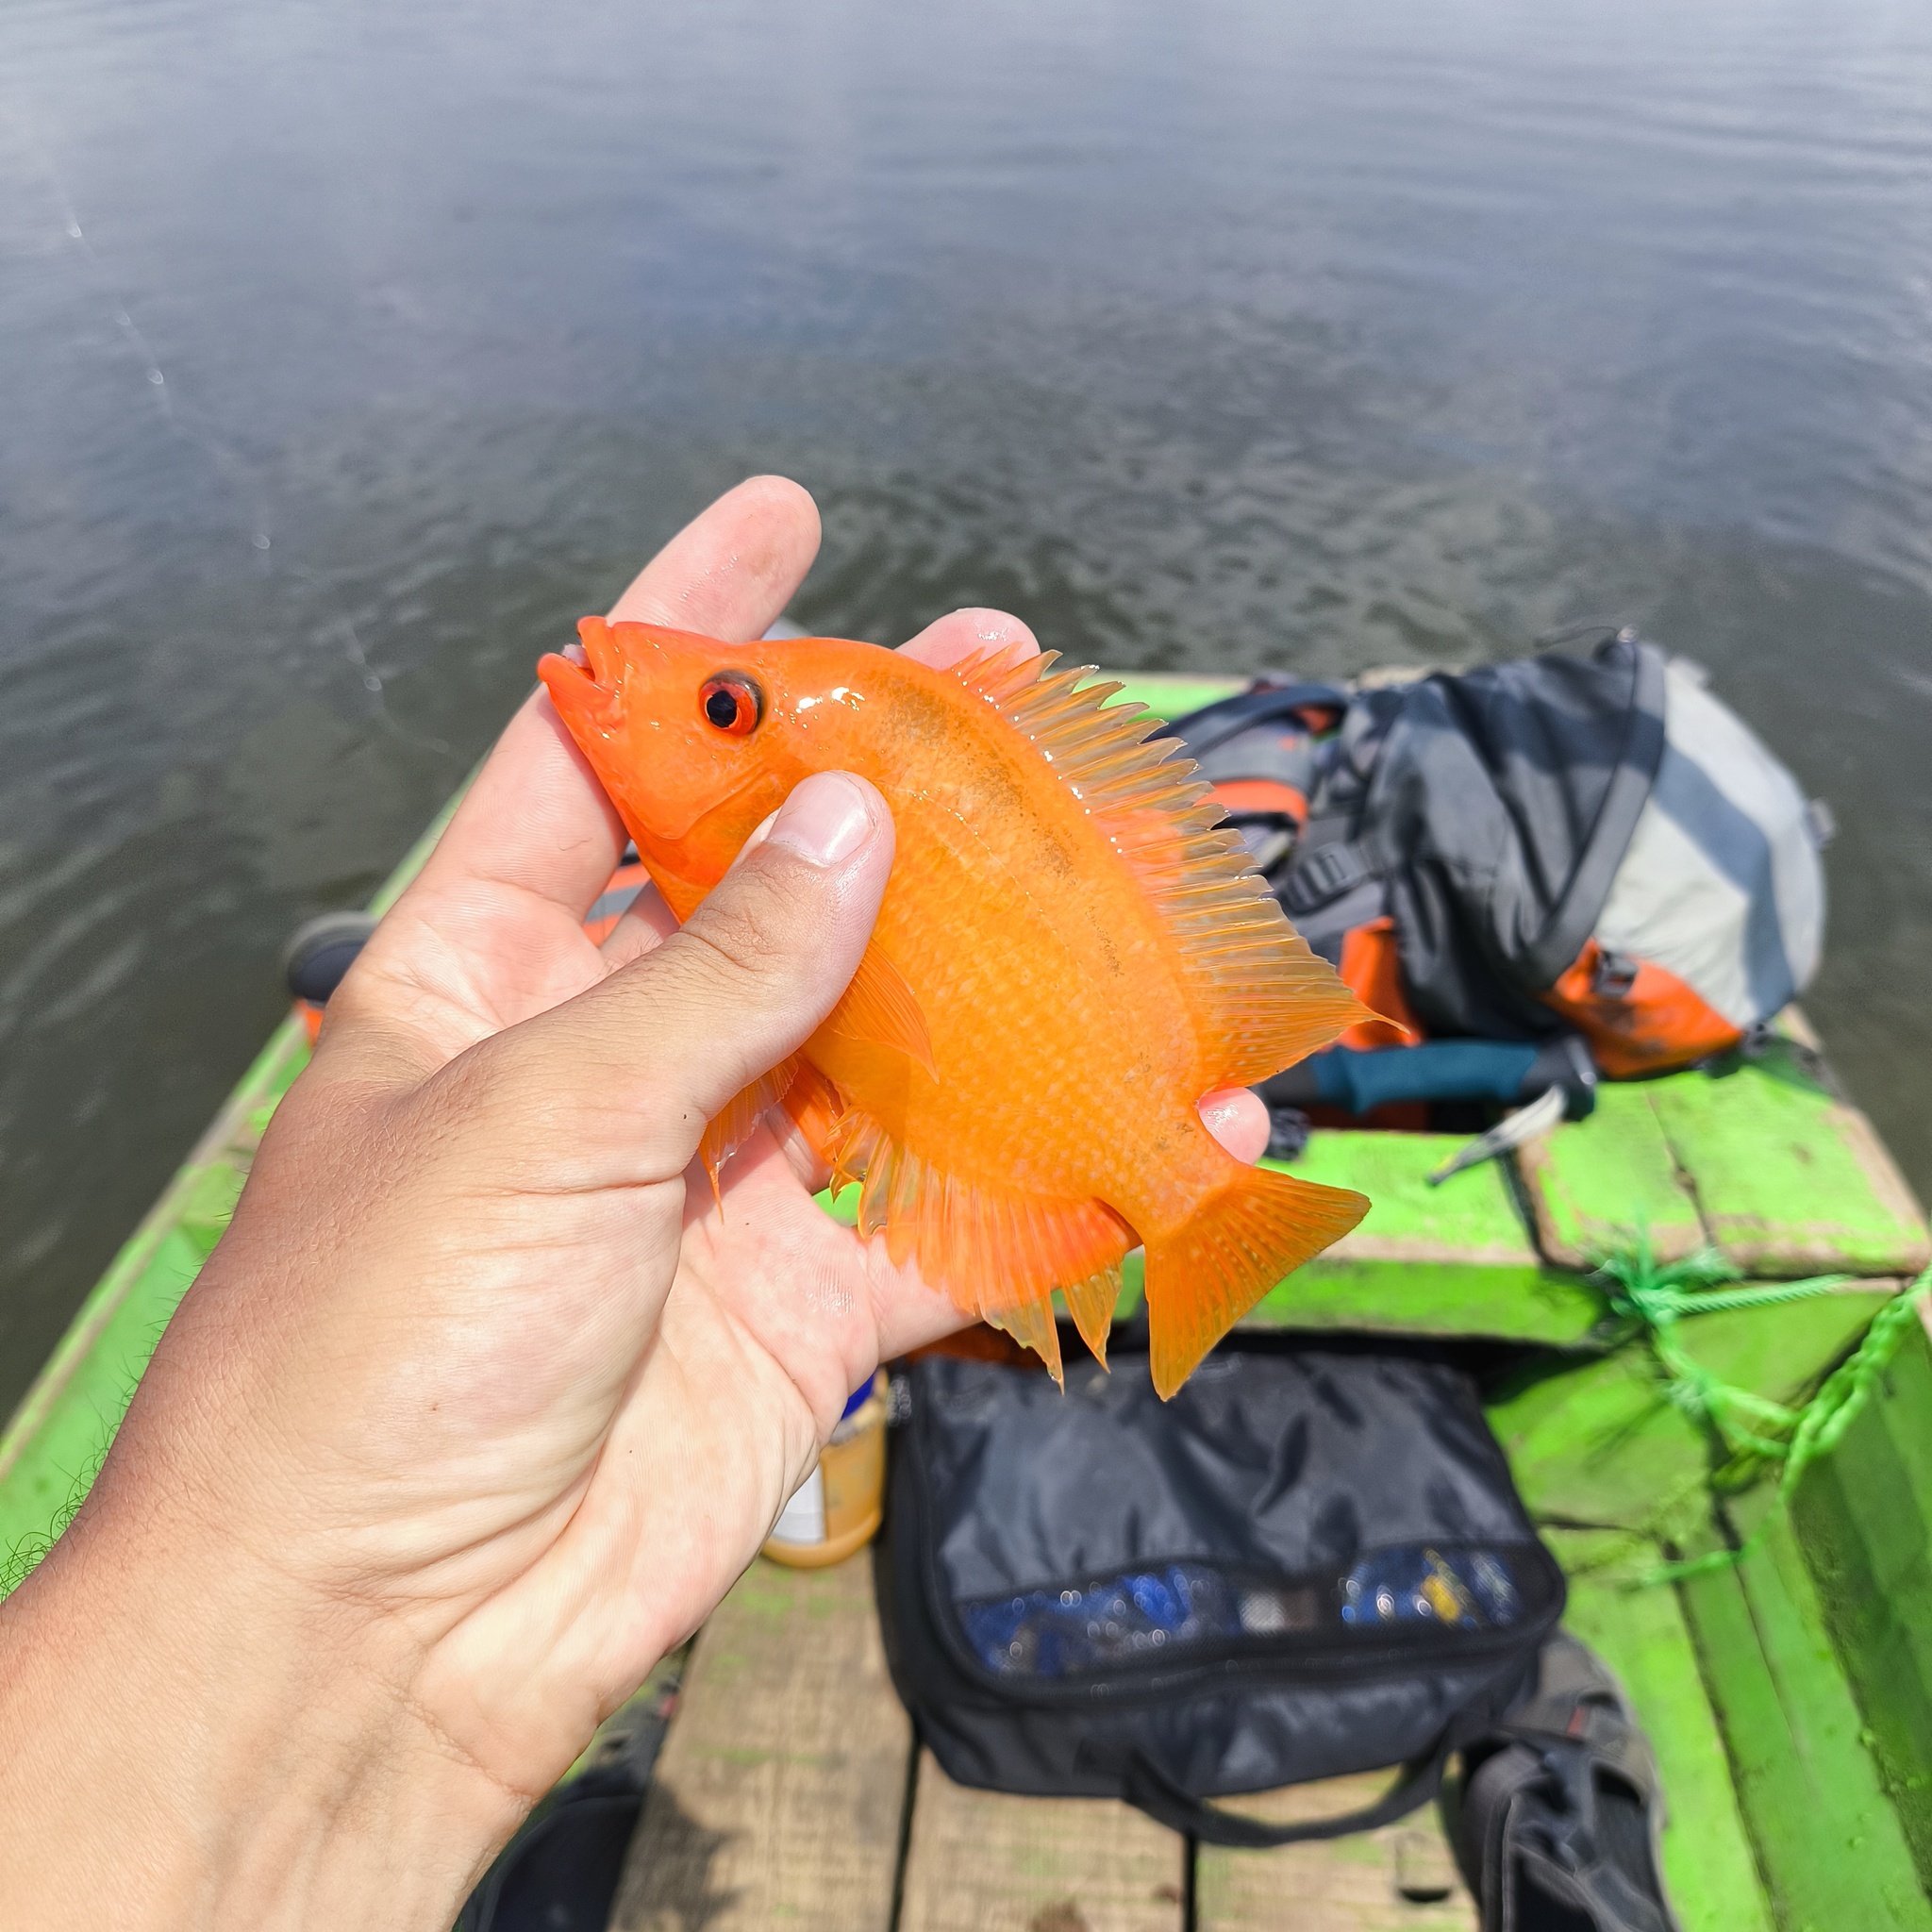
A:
4,0,1931,1417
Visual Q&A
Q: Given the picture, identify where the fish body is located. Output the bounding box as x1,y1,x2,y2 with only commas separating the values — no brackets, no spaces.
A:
540,620,1370,1394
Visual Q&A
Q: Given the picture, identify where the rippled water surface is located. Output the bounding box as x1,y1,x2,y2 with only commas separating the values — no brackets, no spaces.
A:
5,0,1932,1414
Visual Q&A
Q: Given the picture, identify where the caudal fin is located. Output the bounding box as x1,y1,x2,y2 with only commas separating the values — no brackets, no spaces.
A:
1143,1165,1368,1398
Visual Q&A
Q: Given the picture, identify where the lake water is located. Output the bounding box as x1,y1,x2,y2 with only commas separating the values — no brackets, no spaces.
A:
5,0,1932,1415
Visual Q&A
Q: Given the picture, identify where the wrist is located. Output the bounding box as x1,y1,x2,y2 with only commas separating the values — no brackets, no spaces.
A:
0,1474,525,1930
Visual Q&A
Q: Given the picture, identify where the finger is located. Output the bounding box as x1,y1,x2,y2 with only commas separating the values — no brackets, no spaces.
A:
898,607,1039,672
387,691,625,938
596,883,679,970
335,479,824,1058
608,475,821,643
406,475,820,922
496,773,894,1181
1199,1087,1271,1165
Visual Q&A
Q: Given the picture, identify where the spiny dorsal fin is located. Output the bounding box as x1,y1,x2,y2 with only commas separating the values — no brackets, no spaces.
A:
950,644,1370,1088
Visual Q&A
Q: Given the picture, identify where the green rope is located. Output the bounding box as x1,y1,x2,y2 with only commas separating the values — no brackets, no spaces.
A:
1591,1240,1931,1585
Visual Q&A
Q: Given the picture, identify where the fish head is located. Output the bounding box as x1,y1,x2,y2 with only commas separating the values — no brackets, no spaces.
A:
538,616,843,891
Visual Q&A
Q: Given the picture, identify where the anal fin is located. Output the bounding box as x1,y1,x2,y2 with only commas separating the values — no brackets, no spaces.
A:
1060,1265,1124,1370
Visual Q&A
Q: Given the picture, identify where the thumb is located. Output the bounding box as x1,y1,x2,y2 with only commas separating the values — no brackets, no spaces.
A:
507,771,893,1180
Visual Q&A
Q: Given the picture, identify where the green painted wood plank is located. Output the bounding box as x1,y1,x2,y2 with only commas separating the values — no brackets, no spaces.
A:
1488,1292,1891,1550
1108,673,1242,723
1248,1131,1605,1342
1789,1305,1932,1889
1490,1351,1713,1544
0,1021,312,1583
1677,1287,1895,1407
1544,1528,1773,1932
1679,1500,1932,1932
1647,1045,1930,1278
1514,1082,1706,1269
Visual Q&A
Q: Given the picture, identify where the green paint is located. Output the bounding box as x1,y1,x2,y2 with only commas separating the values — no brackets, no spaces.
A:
1251,1130,1606,1342
1243,1254,1599,1341
1647,1046,1930,1278
1679,1497,1932,1932
1545,1528,1773,1932
1106,673,1242,723
1489,1350,1715,1545
1790,1311,1932,1888
1517,1081,1705,1267
1678,1291,1894,1408
1487,1288,1894,1555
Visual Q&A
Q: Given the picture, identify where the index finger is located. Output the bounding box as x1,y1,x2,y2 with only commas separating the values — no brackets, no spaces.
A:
406,476,824,926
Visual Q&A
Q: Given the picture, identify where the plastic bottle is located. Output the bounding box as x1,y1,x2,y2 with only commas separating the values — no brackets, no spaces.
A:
761,1371,889,1569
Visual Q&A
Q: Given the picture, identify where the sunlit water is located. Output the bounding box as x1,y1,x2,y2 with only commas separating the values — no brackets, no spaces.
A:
4,0,1932,1415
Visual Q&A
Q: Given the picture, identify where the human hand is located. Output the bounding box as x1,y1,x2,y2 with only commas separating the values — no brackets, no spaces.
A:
0,475,1269,1929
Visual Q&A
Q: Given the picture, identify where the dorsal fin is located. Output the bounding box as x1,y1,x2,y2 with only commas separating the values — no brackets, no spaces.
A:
950,645,1370,1087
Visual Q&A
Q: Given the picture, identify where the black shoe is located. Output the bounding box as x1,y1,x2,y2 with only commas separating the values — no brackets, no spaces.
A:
1445,1632,1681,1932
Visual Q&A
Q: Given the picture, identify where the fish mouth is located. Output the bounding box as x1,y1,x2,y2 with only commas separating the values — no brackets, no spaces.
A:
576,615,626,690
539,617,625,714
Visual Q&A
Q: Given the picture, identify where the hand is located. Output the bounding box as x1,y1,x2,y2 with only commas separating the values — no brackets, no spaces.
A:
0,476,1270,1930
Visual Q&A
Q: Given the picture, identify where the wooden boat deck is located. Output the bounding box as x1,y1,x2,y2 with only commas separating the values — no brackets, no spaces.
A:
608,1552,1478,1932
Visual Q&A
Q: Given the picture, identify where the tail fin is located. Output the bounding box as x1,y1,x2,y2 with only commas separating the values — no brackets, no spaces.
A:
1143,1165,1368,1398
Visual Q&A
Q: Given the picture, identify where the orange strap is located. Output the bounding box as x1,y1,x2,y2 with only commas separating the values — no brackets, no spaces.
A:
1208,778,1308,823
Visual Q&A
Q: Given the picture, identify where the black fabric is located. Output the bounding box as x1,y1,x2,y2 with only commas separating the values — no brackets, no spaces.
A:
1168,636,1669,1043
876,1342,1565,1845
1448,1633,1682,1932
458,1792,641,1932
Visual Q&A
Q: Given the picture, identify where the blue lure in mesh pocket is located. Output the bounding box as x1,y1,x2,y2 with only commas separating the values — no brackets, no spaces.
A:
962,1563,1243,1678
963,1545,1525,1680
1341,1546,1524,1630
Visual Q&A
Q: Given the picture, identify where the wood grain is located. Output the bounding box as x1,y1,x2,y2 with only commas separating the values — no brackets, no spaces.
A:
898,1750,1186,1932
610,1553,910,1932
1192,1774,1476,1931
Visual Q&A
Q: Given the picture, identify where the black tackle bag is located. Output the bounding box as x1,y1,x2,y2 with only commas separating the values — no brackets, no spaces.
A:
875,1340,1566,1846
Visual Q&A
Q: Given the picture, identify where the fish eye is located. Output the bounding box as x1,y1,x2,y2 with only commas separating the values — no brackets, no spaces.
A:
699,671,763,737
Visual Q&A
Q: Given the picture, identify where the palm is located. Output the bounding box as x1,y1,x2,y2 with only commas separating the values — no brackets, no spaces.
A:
280,483,983,1783
276,477,1265,1795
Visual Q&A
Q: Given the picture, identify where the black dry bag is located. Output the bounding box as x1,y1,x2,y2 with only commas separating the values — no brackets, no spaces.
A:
875,1340,1565,1846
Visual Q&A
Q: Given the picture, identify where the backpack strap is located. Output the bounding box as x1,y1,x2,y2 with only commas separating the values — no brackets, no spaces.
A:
1121,1734,1453,1848
1279,834,1388,915
1150,681,1351,758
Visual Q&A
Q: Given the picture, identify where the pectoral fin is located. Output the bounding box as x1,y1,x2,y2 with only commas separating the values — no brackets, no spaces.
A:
819,942,936,1075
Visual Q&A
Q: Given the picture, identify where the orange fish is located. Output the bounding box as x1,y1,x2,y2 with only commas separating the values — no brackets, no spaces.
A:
539,621,1371,1396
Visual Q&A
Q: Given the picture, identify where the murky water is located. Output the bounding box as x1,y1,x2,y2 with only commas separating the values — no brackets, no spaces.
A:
5,0,1932,1415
